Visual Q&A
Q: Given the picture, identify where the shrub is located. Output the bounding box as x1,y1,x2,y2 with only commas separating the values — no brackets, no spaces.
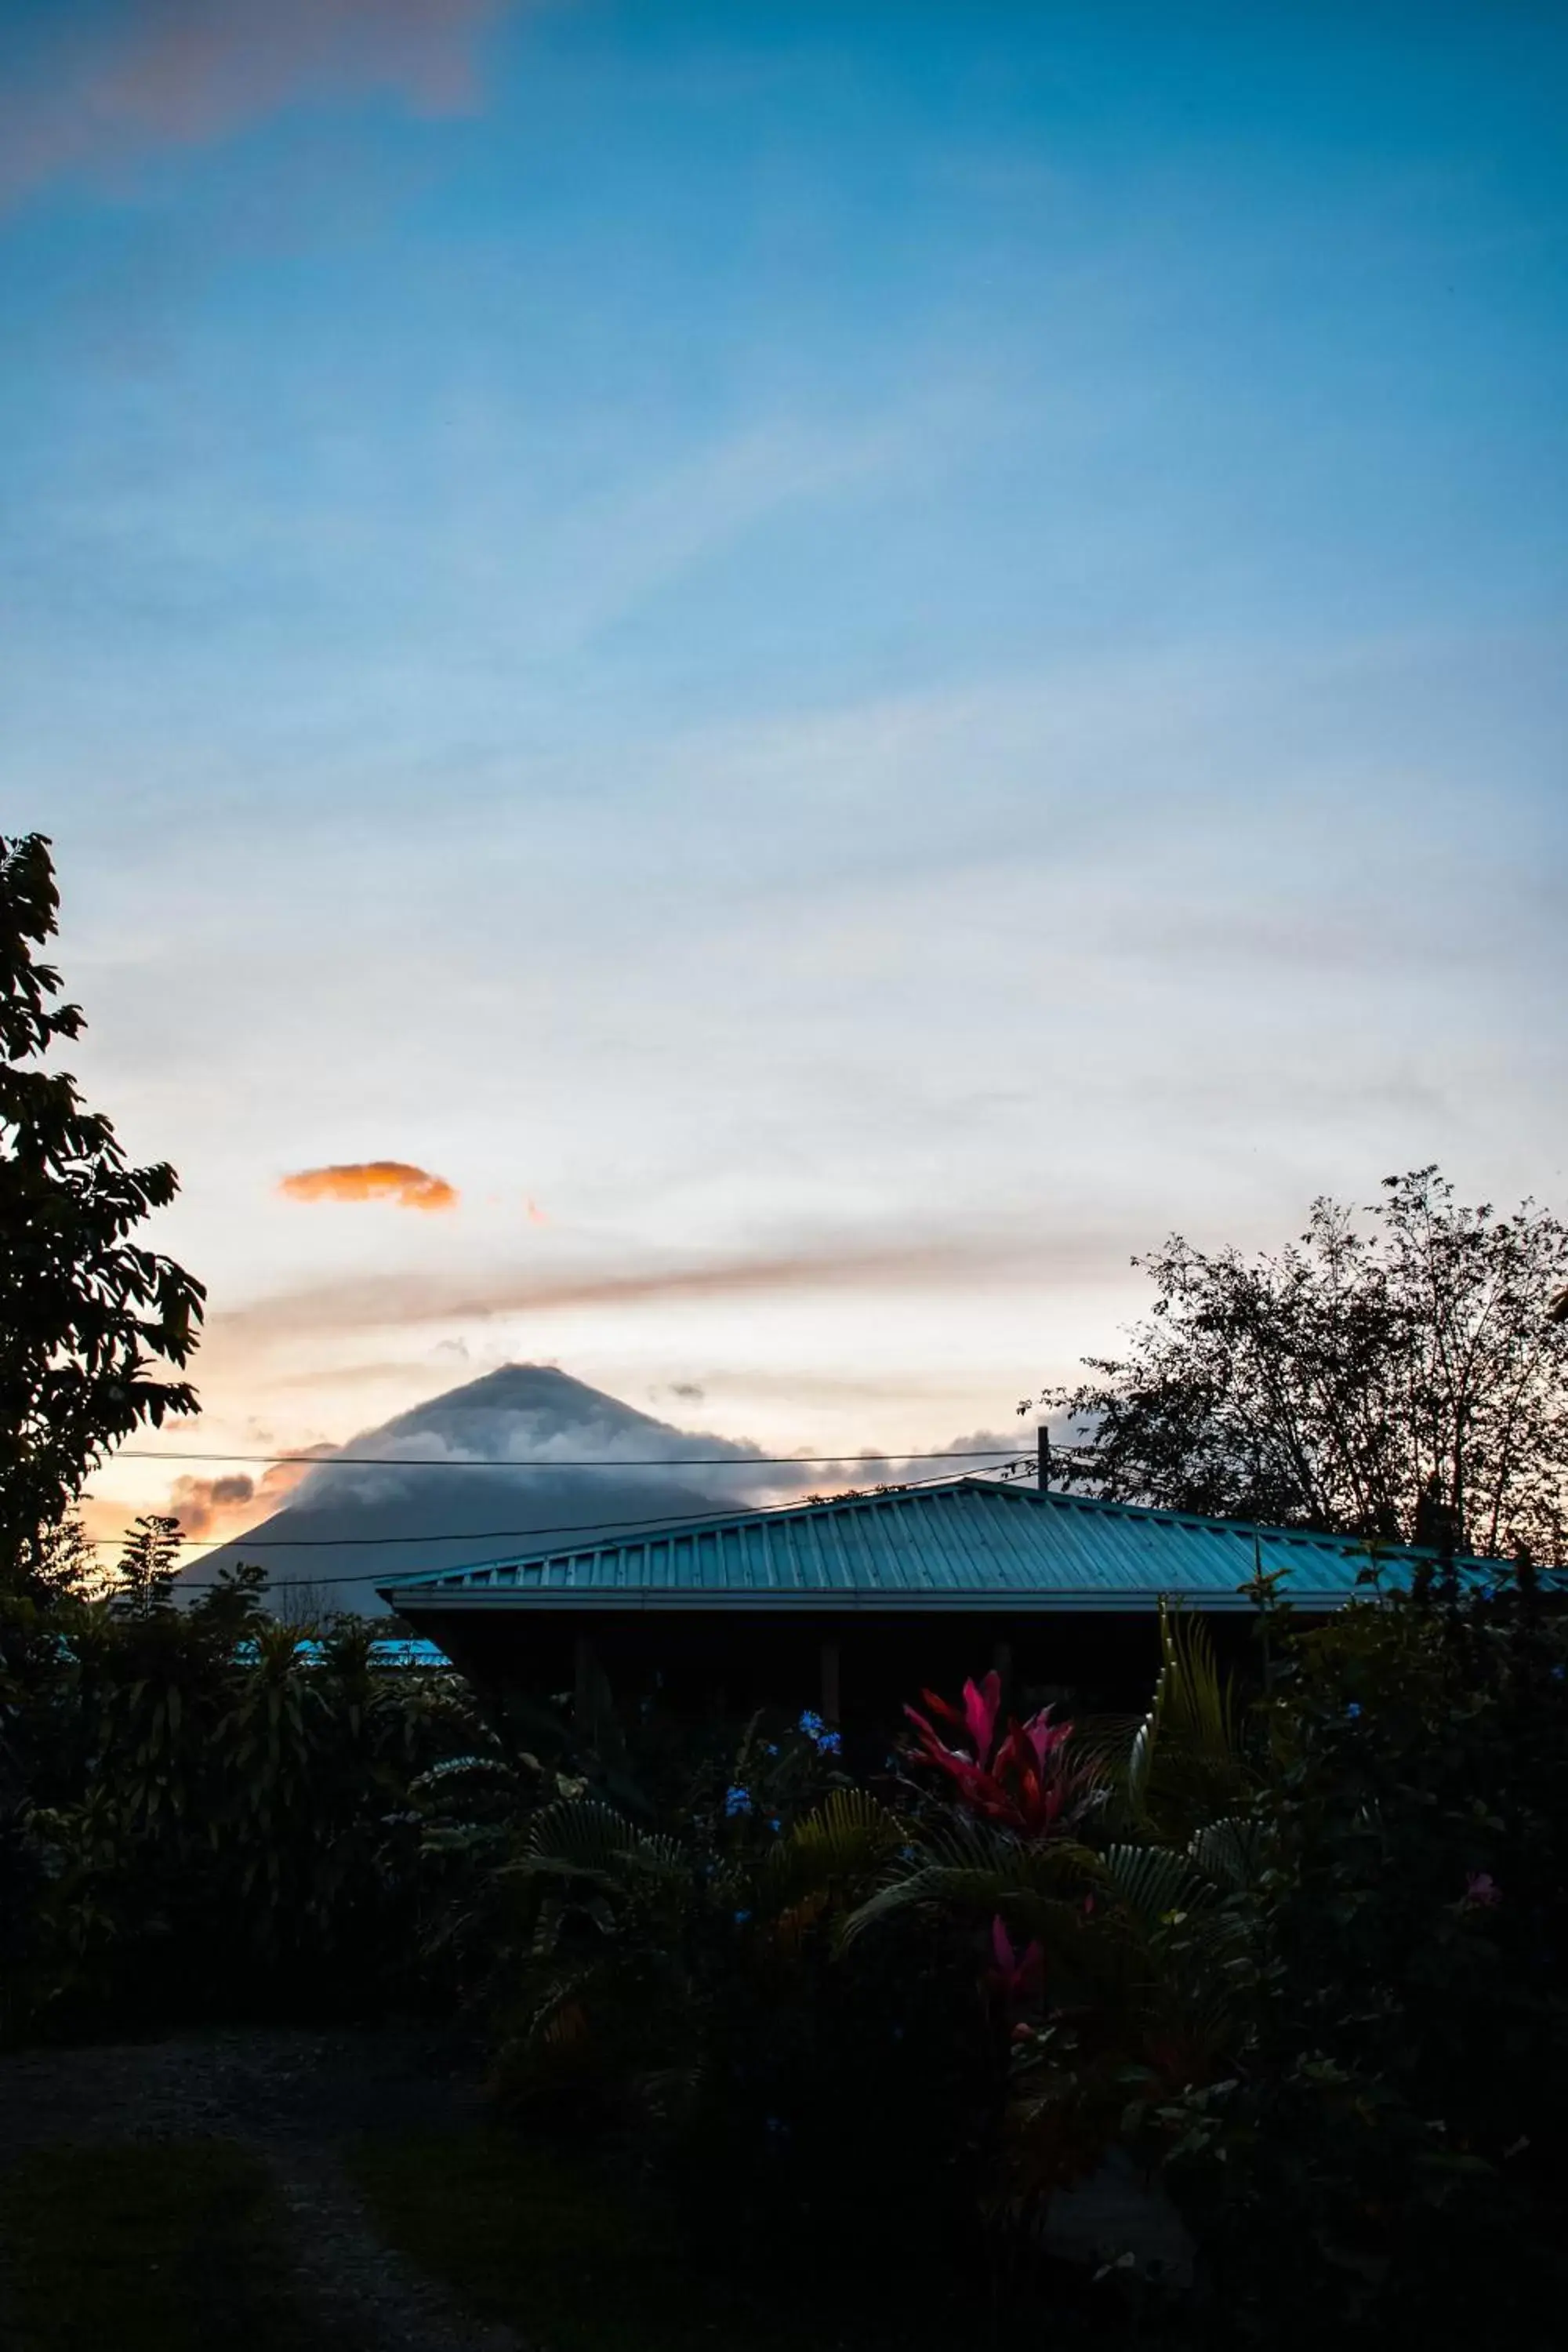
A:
421,1703,999,2270
3,1577,485,2037
1150,1570,1568,2347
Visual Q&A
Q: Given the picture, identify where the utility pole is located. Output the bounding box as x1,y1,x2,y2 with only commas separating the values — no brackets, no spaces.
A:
1036,1425,1051,1493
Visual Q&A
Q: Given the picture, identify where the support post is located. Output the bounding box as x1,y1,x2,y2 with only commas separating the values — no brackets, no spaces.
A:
990,1636,1014,1719
818,1636,841,1724
573,1633,597,1732
1037,1425,1051,1492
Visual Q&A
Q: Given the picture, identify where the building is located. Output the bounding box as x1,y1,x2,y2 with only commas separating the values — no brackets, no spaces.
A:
378,1473,1510,1722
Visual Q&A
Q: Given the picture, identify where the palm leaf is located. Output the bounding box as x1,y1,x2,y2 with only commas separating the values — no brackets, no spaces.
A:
840,1867,1089,1949
514,1798,685,1887
1099,1841,1207,1928
913,1813,1101,1888
1186,1813,1267,1891
1128,1602,1253,1835
767,1787,903,1902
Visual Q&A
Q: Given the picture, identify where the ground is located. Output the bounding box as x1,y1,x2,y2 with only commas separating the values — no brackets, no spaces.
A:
0,2027,520,2351
0,2027,938,2352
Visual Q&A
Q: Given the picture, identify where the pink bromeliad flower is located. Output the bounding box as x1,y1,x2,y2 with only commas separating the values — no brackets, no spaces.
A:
903,1671,1098,1838
985,1915,1044,2010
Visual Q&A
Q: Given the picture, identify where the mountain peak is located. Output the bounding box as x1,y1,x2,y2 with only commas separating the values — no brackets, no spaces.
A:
375,1363,614,1428
180,1363,775,1614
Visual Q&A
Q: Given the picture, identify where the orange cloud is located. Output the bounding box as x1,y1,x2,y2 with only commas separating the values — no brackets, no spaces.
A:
164,1457,313,1540
280,1160,459,1212
78,1457,318,1564
0,1,518,210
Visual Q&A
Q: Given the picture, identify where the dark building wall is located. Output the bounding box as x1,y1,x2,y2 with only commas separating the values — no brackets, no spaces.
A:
410,1603,1274,1730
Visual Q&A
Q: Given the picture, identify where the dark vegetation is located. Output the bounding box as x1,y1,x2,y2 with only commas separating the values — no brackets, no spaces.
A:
1033,1166,1568,1559
0,834,203,1591
2,833,1566,2348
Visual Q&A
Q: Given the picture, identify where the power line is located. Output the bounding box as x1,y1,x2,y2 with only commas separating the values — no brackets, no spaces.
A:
148,1463,1033,1585
111,1446,1031,1470
90,1461,1032,1552
82,1446,1035,1552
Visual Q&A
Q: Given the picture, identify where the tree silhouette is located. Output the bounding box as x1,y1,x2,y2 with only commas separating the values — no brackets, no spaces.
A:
1037,1170,1568,1561
111,1512,182,1618
0,834,204,1588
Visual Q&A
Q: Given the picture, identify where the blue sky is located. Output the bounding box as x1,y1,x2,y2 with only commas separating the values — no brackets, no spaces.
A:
4,1,1566,1531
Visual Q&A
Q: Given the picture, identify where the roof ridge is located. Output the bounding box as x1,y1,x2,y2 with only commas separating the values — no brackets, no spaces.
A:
995,1479,1492,1561
382,1473,986,1589
381,1472,1506,1596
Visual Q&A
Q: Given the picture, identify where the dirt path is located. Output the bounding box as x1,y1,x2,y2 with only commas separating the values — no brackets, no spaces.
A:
0,2027,524,2351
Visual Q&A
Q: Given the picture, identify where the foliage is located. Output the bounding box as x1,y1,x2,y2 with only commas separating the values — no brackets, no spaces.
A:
1145,1571,1568,2348
421,1660,1261,2288
0,833,204,1588
416,1703,997,2264
843,1650,1259,2243
904,1668,1104,1835
2,1573,485,2038
452,1588,1568,2342
33,1512,97,1598
1035,1168,1568,1559
4,1548,1563,2344
109,1511,181,1617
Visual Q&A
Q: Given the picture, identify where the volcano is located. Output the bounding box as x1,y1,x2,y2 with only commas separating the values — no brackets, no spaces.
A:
177,1365,788,1616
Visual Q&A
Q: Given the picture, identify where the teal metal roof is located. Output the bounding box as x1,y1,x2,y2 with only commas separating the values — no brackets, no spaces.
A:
379,1477,1509,1617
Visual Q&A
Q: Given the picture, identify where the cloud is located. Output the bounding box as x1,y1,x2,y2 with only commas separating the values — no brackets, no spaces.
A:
0,0,517,209
212,1222,1128,1345
174,1363,800,1608
164,1458,312,1539
279,1160,459,1212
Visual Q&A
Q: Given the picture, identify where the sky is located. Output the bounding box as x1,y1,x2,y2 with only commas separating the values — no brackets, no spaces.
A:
4,0,1566,1553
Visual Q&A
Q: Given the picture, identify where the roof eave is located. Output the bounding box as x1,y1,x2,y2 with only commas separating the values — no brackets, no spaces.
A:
378,1583,1351,1616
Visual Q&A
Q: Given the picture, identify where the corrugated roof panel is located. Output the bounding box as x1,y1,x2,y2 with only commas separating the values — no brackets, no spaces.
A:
380,1477,1522,1617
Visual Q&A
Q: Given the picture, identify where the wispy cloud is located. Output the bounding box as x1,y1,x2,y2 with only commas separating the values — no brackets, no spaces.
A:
530,415,920,656
213,1224,1124,1345
0,0,518,209
279,1160,459,1211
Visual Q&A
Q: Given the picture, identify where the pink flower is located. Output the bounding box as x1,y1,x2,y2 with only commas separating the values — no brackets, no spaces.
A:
1465,1871,1501,1907
903,1675,1100,1839
985,1915,1044,2009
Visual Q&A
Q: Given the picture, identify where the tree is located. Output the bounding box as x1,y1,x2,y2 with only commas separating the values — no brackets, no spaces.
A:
111,1512,182,1617
0,834,204,1586
34,1512,99,1598
188,1557,272,1639
1035,1169,1568,1562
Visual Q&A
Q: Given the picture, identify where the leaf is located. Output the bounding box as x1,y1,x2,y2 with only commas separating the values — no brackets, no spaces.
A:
1101,1842,1208,1927
1186,1815,1267,1891
768,1788,903,1902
